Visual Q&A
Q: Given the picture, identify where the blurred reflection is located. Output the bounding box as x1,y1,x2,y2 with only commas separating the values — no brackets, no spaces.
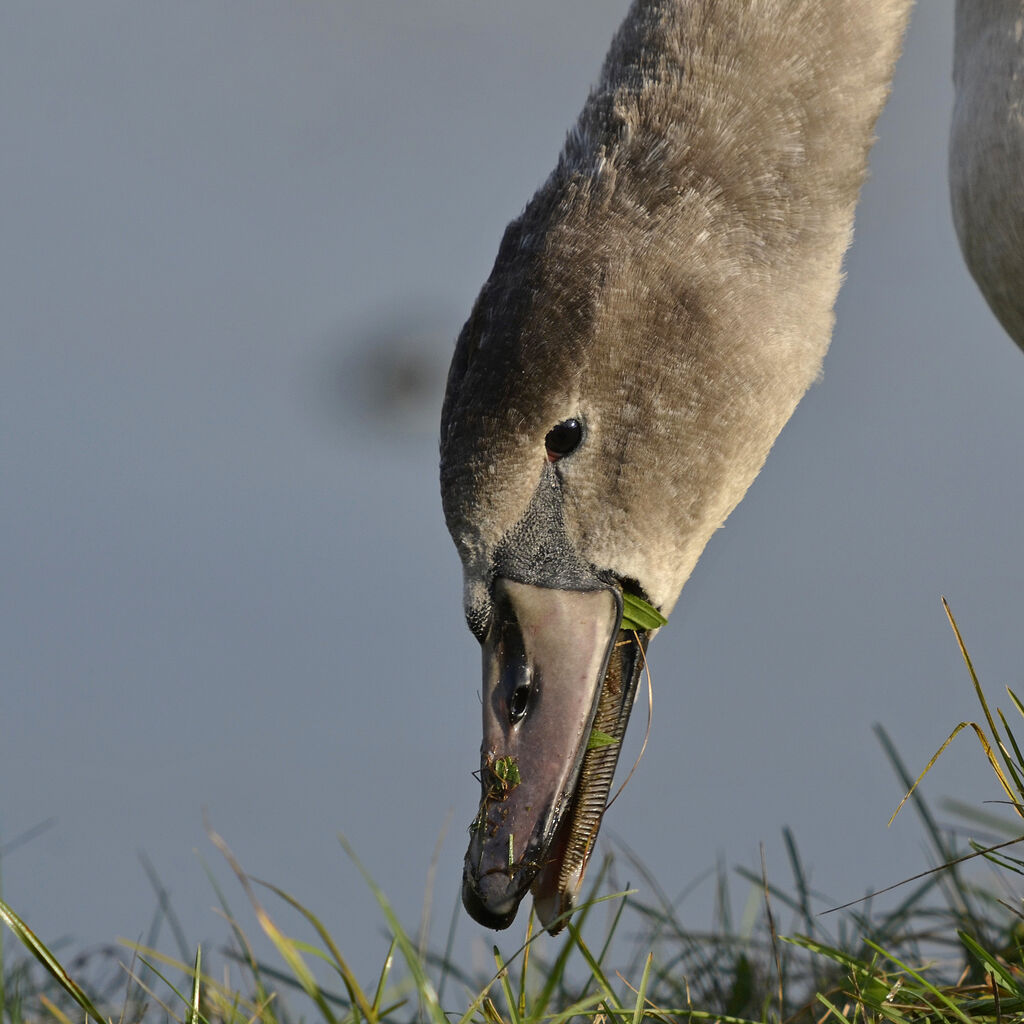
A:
322,312,455,437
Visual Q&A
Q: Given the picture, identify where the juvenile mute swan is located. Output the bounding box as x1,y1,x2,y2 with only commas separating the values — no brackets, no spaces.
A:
438,0,1016,933
950,0,1024,350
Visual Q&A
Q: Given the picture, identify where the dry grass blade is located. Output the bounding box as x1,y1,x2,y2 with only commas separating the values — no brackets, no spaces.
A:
206,821,340,1024
252,876,376,1022
117,941,268,1021
196,853,275,1014
886,601,1023,829
821,833,1024,915
888,721,1015,827
943,598,1024,817
39,992,77,1024
337,834,448,1024
418,810,452,972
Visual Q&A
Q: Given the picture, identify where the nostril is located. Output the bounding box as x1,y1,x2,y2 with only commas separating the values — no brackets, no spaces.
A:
509,684,531,723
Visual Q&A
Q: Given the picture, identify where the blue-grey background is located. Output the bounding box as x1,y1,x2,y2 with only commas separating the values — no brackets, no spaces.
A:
3,0,1022,983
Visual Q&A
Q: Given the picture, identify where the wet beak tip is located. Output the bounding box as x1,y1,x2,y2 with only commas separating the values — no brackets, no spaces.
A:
461,876,519,930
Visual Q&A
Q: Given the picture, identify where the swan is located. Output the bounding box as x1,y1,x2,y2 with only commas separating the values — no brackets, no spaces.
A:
950,0,1024,351
440,0,1015,934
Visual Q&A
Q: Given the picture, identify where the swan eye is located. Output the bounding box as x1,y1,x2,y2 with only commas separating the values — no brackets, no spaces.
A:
544,418,583,461
509,683,531,723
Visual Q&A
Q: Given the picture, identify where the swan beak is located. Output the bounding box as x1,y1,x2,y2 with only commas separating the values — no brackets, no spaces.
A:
461,578,622,930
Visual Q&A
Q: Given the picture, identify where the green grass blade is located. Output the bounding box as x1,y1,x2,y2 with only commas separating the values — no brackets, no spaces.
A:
135,954,194,1017
783,936,878,985
814,993,855,1024
566,924,621,1015
996,708,1024,789
138,852,192,966
188,946,201,1024
522,991,605,1023
1007,686,1024,724
532,885,635,1017
941,797,1022,837
0,850,5,1024
782,826,815,939
456,985,498,1024
149,946,275,1021
594,863,629,968
434,889,462,1010
532,917,580,1018
516,910,533,1021
632,952,653,1024
492,946,521,1024
371,937,397,1016
0,898,107,1023
863,939,973,1024
958,930,1021,993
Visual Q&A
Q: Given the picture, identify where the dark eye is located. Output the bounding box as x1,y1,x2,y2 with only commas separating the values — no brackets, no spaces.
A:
544,418,583,461
509,683,531,723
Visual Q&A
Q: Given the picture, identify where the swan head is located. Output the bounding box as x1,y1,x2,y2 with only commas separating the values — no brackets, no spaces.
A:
439,0,907,933
439,192,764,931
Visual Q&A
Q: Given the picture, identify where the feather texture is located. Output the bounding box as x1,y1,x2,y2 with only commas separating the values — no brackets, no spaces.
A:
441,0,912,620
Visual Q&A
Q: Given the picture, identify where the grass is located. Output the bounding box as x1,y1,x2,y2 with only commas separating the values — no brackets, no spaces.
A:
2,601,1023,1024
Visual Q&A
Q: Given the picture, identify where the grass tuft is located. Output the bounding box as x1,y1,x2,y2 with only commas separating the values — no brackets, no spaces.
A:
2,599,1024,1023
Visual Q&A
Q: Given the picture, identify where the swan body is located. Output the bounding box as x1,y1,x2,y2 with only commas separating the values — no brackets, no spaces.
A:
441,0,911,931
950,0,1024,350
